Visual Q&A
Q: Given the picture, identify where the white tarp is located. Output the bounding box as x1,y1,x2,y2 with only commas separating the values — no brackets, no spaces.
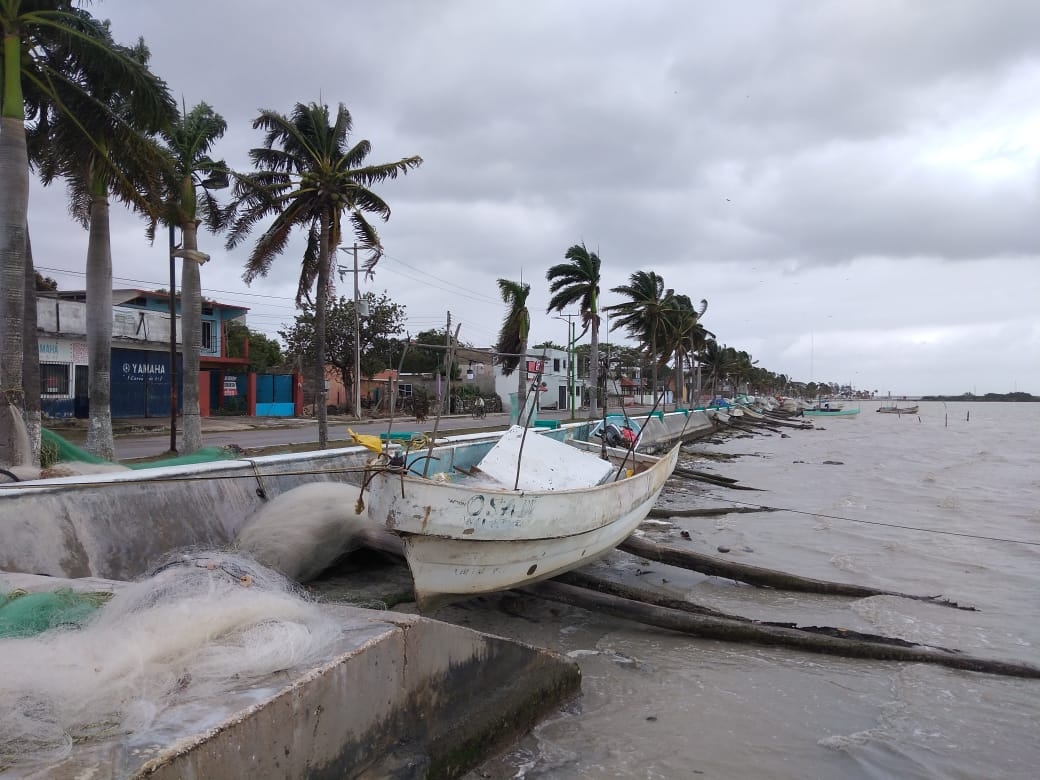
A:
477,426,615,491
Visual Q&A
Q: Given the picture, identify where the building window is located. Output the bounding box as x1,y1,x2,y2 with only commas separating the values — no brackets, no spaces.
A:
40,363,70,395
397,383,413,398
553,358,560,372
201,321,213,350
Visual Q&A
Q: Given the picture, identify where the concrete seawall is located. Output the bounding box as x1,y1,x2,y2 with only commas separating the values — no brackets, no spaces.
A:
0,413,715,581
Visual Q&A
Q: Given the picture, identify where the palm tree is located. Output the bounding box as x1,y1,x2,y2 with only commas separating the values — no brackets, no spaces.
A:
155,102,229,454
546,243,602,416
227,101,421,448
31,35,174,460
1,3,167,466
606,270,674,407
495,278,531,406
700,339,735,400
661,294,708,409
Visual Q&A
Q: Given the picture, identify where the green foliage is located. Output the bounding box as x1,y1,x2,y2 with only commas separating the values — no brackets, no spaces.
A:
279,291,406,387
495,278,531,376
401,329,454,374
225,321,283,372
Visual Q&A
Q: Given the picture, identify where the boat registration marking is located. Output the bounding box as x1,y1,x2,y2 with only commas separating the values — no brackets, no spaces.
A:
463,493,536,528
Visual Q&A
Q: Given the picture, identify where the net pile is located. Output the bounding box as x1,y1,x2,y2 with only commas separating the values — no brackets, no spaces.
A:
0,553,346,770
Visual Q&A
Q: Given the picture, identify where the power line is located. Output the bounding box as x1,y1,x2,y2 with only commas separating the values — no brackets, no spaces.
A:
694,496,1040,548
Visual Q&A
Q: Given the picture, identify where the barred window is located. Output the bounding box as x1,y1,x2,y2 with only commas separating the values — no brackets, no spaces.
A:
40,363,70,395
397,383,413,398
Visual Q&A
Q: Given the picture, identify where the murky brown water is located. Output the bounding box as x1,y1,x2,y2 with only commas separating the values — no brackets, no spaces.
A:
439,402,1040,779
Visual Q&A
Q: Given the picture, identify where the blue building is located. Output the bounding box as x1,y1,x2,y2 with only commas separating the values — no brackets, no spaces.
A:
39,289,253,419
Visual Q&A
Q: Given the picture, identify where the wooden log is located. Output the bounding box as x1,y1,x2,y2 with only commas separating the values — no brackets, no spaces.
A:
618,535,972,610
647,505,775,518
671,466,761,490
523,580,1040,679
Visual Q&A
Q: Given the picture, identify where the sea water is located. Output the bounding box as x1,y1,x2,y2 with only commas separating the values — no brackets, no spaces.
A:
450,401,1040,779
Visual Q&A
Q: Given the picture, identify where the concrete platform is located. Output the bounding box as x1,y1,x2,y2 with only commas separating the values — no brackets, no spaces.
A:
3,575,581,779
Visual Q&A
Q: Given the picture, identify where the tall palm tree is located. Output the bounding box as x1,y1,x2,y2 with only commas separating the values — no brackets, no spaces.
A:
32,35,174,460
546,243,602,416
227,101,421,448
606,270,674,407
154,102,229,454
495,278,531,405
1,3,166,466
700,339,736,400
661,294,708,409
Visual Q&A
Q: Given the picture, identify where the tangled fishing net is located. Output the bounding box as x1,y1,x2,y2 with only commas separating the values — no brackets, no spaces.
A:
0,553,346,770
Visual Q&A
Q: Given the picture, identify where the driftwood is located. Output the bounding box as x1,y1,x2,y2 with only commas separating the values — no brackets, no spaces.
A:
524,580,1040,679
557,570,919,647
618,535,972,610
648,505,775,518
671,466,761,490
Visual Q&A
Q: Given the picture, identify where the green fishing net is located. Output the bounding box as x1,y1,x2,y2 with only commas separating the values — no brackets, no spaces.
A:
0,589,110,638
41,428,245,470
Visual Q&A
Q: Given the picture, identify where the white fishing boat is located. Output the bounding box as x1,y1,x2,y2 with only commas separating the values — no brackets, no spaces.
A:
362,426,679,610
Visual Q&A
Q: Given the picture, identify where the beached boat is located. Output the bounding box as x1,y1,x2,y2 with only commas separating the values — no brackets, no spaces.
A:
802,406,860,417
362,425,679,610
877,404,919,415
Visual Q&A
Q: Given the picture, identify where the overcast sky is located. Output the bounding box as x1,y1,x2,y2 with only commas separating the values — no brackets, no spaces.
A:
28,0,1040,396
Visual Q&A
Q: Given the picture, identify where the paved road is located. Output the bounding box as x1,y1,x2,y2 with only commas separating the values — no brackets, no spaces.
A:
110,411,535,460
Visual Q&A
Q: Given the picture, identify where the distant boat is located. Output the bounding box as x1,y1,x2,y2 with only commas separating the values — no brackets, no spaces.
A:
877,404,919,415
802,406,860,417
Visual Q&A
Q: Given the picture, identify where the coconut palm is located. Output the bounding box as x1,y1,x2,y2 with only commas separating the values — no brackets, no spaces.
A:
1,3,169,466
700,339,736,399
154,102,229,454
605,270,675,407
546,243,602,416
495,278,532,404
31,35,174,460
661,294,708,409
226,101,421,448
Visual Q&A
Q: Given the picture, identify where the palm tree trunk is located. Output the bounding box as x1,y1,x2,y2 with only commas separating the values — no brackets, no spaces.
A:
674,346,684,410
517,335,528,419
589,318,600,416
180,221,203,454
314,217,331,449
23,230,40,466
85,191,115,461
649,331,659,408
0,111,30,468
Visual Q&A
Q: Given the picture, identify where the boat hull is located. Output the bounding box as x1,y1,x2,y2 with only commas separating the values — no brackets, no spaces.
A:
365,444,679,609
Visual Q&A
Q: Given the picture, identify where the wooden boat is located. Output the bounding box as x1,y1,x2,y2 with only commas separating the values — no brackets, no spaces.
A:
801,406,860,417
877,404,919,415
362,425,679,610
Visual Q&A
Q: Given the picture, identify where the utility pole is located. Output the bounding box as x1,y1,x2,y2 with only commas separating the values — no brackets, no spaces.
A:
167,225,178,454
444,311,452,415
352,244,362,421
554,313,579,420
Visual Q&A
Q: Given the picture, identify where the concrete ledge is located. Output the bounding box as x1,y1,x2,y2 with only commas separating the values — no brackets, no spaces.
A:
15,604,580,779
